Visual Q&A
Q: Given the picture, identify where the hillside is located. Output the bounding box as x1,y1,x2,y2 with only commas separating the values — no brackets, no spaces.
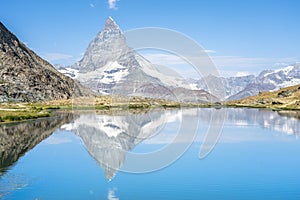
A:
227,84,300,110
0,22,91,103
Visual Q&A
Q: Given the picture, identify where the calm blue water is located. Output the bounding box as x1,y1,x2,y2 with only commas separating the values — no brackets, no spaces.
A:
1,108,300,199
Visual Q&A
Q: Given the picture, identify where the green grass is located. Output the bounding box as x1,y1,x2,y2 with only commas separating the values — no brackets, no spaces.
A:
128,103,151,109
161,104,180,108
0,96,217,123
0,111,51,123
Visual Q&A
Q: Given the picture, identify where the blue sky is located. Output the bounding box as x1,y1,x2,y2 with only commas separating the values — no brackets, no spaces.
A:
1,0,300,76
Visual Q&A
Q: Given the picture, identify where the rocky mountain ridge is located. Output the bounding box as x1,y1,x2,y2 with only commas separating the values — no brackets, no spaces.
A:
193,63,300,100
0,22,91,102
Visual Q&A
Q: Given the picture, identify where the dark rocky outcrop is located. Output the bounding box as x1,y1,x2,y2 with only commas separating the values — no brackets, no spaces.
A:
0,22,92,102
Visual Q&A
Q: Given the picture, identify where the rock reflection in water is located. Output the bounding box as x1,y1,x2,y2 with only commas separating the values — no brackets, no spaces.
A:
0,112,75,198
0,113,75,173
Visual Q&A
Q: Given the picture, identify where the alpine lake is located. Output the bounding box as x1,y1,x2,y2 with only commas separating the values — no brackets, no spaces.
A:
1,107,300,200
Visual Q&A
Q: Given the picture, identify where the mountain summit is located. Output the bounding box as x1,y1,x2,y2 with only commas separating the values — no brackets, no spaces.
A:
0,22,90,102
67,17,217,103
73,17,129,73
104,16,122,33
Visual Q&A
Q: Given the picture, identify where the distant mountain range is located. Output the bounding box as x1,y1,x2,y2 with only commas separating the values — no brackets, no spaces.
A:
0,22,91,102
58,17,218,103
190,63,300,100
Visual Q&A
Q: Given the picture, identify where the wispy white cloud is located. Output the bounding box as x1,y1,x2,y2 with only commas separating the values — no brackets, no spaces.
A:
44,136,72,145
142,53,185,65
203,50,216,53
141,52,220,79
60,123,75,131
141,52,298,77
142,51,216,65
108,189,119,200
143,53,297,69
90,3,95,8
42,53,73,62
211,56,297,70
108,0,118,9
235,71,252,77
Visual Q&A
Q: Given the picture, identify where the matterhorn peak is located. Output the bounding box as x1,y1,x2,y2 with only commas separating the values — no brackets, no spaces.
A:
106,16,115,24
104,16,122,33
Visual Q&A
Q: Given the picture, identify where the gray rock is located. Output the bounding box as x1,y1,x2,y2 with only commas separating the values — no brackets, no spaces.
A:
0,22,92,102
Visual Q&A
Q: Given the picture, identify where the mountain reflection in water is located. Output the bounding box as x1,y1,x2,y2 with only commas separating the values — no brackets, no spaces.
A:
64,109,186,180
1,108,300,183
59,108,300,179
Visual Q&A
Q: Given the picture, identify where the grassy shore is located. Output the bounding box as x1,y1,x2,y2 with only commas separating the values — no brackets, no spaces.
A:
0,107,51,123
0,96,199,123
2,86,300,124
225,84,300,111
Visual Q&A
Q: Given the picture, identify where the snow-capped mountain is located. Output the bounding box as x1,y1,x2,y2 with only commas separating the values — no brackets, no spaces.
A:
58,17,217,103
258,64,300,89
191,63,300,100
230,63,300,100
192,74,256,99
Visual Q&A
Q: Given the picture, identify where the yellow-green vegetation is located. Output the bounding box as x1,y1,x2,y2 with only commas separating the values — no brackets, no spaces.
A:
0,105,50,123
4,84,299,124
226,84,300,110
30,96,183,110
0,95,200,123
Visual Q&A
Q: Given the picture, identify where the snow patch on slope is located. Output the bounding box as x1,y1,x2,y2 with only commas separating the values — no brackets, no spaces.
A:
100,61,129,84
77,61,129,85
263,65,294,77
58,67,79,79
275,78,300,90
